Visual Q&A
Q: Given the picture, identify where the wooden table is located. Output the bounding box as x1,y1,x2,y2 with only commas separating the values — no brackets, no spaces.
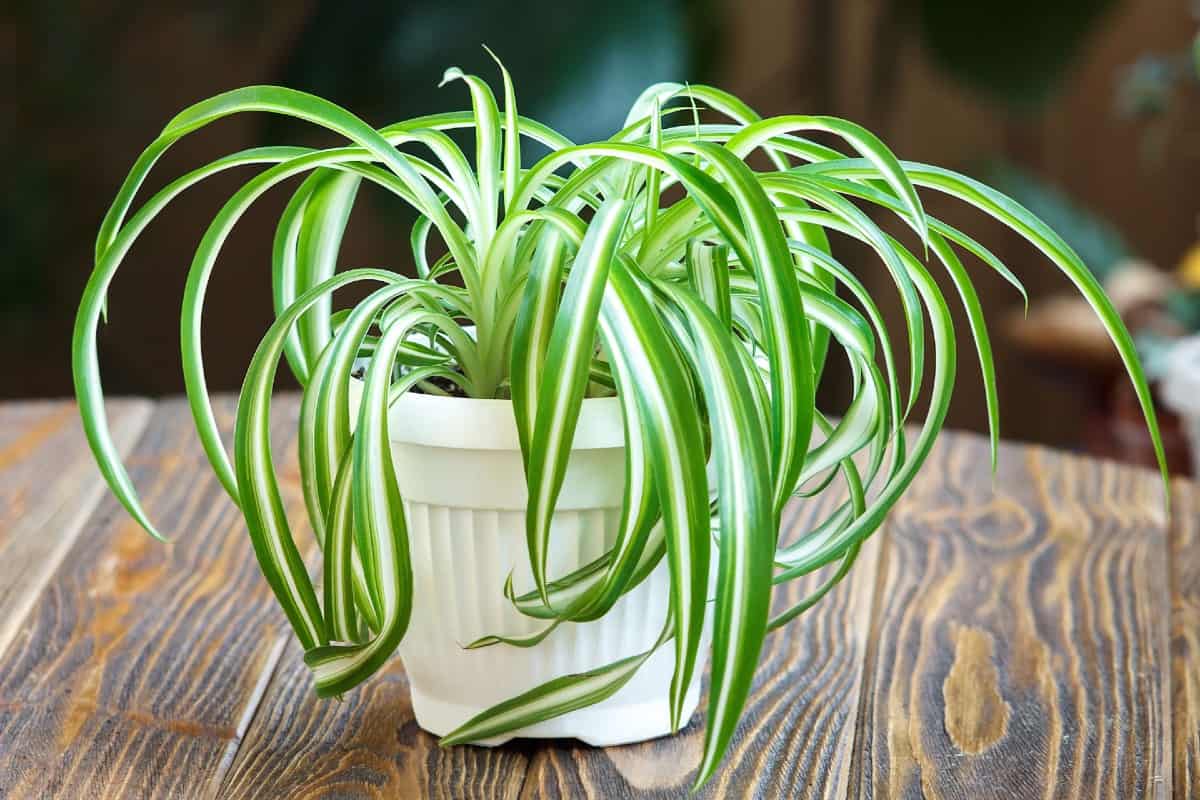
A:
0,396,1196,799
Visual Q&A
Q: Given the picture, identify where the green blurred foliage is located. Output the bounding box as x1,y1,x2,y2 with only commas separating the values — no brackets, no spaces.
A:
916,0,1117,110
273,0,707,147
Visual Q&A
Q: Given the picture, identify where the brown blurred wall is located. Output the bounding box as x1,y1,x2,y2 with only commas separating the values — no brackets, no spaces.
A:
5,0,1199,451
724,0,1200,447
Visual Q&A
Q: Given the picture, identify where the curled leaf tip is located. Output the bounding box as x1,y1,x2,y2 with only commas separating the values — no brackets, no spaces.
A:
481,43,503,66
463,636,497,650
146,527,171,544
438,67,464,88
128,505,170,543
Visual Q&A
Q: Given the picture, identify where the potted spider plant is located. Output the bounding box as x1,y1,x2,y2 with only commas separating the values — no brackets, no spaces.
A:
73,56,1166,788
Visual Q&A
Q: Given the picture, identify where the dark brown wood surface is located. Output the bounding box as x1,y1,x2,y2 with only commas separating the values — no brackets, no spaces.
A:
850,438,1172,800
0,397,1194,799
1169,481,1200,800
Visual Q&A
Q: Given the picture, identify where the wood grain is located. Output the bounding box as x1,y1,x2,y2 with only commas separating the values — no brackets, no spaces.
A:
515,488,886,799
0,398,152,659
851,433,1172,800
215,640,530,800
0,397,306,800
1169,480,1200,800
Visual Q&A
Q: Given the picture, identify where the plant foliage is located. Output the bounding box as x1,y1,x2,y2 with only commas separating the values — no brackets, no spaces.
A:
73,56,1166,788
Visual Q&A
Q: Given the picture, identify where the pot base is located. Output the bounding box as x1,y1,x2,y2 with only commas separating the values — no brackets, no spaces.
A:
409,683,702,747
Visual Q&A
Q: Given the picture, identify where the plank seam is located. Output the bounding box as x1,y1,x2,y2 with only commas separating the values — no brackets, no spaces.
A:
208,526,345,797
207,625,292,796
845,521,892,800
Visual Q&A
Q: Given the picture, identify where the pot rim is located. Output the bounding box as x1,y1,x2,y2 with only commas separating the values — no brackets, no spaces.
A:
348,380,626,451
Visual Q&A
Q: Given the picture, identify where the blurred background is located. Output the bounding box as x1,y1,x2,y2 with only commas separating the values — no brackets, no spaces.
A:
4,0,1200,469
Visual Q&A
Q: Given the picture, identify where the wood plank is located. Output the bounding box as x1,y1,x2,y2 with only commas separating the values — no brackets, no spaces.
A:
0,397,306,799
0,398,153,659
1169,479,1200,800
851,433,1172,799
515,488,886,799
215,640,530,800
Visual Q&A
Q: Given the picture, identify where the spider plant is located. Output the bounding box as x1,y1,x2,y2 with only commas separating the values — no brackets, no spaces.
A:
73,56,1166,788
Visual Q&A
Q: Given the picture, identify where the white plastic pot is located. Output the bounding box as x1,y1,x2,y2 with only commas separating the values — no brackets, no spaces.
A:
348,386,709,746
1162,335,1200,476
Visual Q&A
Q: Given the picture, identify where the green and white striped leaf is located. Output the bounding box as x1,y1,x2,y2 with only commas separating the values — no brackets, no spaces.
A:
599,259,710,730
522,199,632,605
235,270,402,651
440,616,673,746
655,283,774,786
